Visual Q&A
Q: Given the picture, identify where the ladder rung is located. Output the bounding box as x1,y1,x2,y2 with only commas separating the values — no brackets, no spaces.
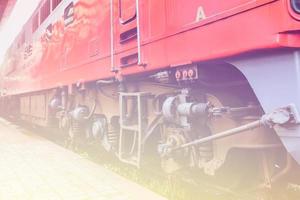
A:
121,125,139,131
119,92,150,96
119,158,139,168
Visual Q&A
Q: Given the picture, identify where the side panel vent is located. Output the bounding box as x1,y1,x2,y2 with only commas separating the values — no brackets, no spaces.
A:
120,53,138,68
120,28,137,44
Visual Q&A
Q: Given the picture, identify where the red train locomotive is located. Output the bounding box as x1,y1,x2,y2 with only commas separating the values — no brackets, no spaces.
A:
1,0,300,192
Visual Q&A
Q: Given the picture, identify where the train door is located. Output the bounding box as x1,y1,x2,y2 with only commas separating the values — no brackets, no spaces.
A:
111,0,144,71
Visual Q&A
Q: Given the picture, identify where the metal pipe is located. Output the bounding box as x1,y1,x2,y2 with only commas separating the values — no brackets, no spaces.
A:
136,0,143,66
96,79,115,84
172,120,262,151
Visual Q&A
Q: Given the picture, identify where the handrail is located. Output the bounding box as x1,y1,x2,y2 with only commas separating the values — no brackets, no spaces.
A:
135,0,144,66
110,0,115,71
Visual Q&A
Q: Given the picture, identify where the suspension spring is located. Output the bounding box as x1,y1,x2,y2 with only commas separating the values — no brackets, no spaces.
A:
107,131,118,147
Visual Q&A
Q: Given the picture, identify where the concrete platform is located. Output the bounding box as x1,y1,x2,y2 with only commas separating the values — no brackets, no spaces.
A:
0,119,166,200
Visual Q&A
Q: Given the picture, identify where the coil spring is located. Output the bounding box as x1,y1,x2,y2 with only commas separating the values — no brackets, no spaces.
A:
107,131,118,147
69,120,86,150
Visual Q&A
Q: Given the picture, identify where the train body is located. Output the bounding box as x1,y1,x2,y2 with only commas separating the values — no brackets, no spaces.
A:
2,0,300,192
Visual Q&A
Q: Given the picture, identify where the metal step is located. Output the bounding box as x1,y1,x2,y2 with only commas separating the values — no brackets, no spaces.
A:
118,92,150,168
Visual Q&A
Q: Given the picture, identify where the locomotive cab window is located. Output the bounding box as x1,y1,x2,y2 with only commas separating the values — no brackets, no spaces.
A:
52,0,62,11
40,0,51,24
46,24,53,40
32,12,39,33
64,2,74,26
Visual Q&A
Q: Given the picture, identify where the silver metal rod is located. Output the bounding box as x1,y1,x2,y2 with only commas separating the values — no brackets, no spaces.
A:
173,120,262,151
136,0,143,65
137,95,142,168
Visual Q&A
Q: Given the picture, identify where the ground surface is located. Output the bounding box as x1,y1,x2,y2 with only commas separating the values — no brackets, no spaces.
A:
0,118,166,200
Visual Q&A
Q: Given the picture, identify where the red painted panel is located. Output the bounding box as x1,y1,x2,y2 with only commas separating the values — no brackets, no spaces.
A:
1,0,300,96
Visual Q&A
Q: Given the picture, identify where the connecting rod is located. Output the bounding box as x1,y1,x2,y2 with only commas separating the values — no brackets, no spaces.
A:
169,107,293,153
